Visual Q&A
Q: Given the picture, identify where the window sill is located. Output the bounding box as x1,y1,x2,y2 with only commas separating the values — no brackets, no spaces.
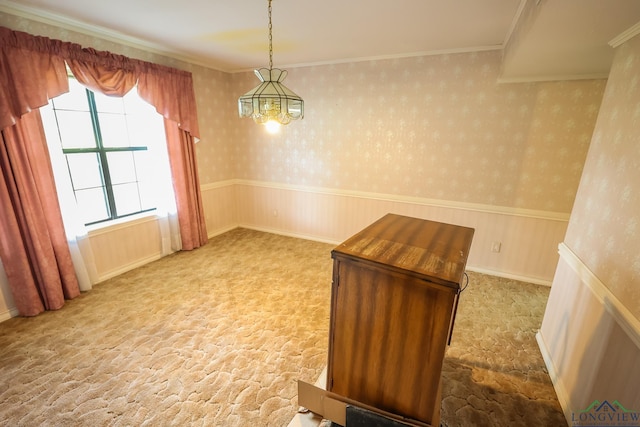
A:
86,211,159,237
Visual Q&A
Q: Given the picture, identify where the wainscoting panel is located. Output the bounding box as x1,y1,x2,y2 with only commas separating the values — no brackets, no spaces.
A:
0,262,18,321
87,181,240,282
538,245,640,424
88,216,164,282
200,181,238,238
234,181,569,284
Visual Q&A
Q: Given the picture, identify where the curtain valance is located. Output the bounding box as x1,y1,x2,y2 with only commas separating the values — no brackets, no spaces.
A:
0,27,68,129
0,26,200,137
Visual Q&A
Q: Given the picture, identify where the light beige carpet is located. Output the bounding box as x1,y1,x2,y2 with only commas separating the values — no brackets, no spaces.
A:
441,273,566,427
0,228,566,426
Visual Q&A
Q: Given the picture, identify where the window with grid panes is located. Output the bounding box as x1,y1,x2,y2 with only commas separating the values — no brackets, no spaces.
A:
41,77,167,225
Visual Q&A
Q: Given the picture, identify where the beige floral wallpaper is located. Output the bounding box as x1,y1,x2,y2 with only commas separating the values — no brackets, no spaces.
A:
1,13,606,216
226,51,605,213
565,34,640,320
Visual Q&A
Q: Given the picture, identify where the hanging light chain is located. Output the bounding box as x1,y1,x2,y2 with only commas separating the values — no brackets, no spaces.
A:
238,0,303,126
268,0,273,70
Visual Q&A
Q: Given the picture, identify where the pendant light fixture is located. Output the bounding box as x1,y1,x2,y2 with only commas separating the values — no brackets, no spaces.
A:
238,0,304,131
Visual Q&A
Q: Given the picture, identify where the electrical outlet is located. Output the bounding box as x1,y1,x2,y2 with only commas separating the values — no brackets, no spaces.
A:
491,241,502,253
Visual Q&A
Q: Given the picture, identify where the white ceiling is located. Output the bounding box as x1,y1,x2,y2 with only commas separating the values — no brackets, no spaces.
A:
2,0,640,80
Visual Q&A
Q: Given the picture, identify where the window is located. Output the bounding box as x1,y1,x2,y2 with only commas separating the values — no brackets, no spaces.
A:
41,77,170,226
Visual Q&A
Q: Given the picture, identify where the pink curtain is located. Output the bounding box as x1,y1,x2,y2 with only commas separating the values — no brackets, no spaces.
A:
163,120,208,249
138,65,207,249
0,113,81,316
0,27,80,316
0,26,207,316
137,63,201,137
66,48,137,97
1,111,81,315
0,27,68,129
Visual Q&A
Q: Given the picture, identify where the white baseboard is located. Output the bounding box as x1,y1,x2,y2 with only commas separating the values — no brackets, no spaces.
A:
536,331,572,426
96,224,239,284
96,253,163,283
207,224,239,239
240,224,553,287
466,266,552,287
0,307,20,322
238,224,342,246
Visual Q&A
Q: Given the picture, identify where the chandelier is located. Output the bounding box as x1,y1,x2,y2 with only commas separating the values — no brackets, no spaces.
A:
238,0,304,131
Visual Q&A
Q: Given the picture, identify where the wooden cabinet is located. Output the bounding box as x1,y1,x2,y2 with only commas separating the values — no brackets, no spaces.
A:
327,214,474,426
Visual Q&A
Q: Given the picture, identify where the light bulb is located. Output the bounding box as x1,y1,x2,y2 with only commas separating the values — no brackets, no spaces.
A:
265,120,281,134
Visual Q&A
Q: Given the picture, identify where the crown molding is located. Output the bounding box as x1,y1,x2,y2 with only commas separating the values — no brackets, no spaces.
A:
497,71,609,83
233,45,504,74
609,20,640,48
501,0,528,49
0,0,228,72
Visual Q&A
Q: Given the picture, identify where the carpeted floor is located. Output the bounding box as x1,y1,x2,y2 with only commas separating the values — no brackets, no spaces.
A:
0,228,566,426
440,273,566,427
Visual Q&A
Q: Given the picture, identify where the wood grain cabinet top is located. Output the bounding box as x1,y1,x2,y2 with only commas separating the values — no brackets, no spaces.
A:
327,213,474,426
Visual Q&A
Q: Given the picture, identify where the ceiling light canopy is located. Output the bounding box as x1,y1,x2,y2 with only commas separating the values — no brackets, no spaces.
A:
238,0,304,131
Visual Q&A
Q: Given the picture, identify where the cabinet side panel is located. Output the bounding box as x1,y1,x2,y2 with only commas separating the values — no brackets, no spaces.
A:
327,258,342,390
328,259,455,424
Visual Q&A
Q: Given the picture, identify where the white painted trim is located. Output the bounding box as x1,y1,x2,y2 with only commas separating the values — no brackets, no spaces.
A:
497,72,609,84
501,0,528,48
96,253,163,283
466,266,552,287
536,331,573,426
232,179,570,221
238,224,341,246
558,242,640,349
234,46,504,74
0,1,224,72
0,307,20,322
87,213,159,237
609,21,640,48
206,224,238,240
200,180,236,192
94,217,237,282
239,223,554,286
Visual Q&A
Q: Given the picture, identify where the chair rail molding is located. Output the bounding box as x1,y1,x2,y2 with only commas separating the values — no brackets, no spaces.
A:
558,242,640,348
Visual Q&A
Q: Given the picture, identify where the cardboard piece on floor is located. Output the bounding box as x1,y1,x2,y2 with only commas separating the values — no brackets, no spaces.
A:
297,381,433,427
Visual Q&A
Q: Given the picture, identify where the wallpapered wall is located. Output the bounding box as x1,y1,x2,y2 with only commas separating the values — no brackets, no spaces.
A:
225,51,605,214
565,34,640,320
538,33,640,421
1,13,606,216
